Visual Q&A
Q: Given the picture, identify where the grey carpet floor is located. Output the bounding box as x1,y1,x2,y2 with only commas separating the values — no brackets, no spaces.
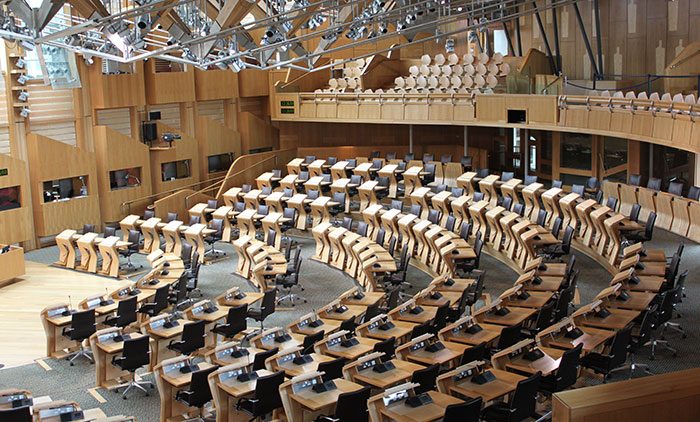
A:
1,228,697,421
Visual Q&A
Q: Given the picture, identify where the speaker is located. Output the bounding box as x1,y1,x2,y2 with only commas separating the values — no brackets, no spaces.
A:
149,111,161,121
143,122,157,142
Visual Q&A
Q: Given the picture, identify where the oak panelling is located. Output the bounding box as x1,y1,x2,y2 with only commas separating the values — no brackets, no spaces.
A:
152,188,213,222
194,69,239,101
25,133,101,236
238,69,270,98
194,115,242,181
93,125,152,223
149,103,181,129
0,153,32,243
476,95,507,123
144,61,196,105
197,100,226,124
149,122,201,196
95,108,132,137
88,60,146,109
215,149,298,200
238,112,279,154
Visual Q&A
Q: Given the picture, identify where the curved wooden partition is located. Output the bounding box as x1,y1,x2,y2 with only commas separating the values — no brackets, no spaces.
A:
604,180,700,244
0,153,32,244
272,92,700,153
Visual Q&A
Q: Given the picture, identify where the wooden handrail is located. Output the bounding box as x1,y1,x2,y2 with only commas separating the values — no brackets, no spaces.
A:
120,175,226,212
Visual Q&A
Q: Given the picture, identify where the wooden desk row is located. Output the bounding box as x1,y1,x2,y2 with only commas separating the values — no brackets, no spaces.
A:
55,229,131,278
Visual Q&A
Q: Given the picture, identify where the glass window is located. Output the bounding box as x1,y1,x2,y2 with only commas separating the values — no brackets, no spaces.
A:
561,133,592,170
109,167,142,190
603,137,627,170
0,186,21,211
42,176,88,202
161,160,191,182
493,29,509,56
560,173,591,187
208,153,235,173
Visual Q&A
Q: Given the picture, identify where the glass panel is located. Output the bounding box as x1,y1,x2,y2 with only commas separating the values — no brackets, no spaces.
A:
603,137,628,170
161,160,191,182
560,173,591,186
42,176,88,202
109,167,142,190
208,153,235,173
606,170,627,183
0,186,21,211
529,144,537,173
561,133,592,170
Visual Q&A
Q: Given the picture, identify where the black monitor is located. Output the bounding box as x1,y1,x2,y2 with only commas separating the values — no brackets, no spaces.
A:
162,162,177,181
58,179,73,199
143,122,157,142
208,155,222,173
149,111,162,121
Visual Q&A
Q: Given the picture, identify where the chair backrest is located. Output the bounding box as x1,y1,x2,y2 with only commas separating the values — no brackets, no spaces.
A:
70,309,96,340
210,218,224,237
674,269,688,295
363,303,381,323
472,191,484,202
333,192,346,206
467,272,485,305
476,168,489,178
372,159,383,169
302,330,325,355
460,156,473,168
375,228,386,246
501,171,514,182
190,252,201,280
459,222,471,241
266,229,276,247
451,187,464,197
533,300,555,331
207,199,218,209
327,157,338,165
317,357,346,382
606,197,618,210
524,175,538,185
410,321,432,339
253,371,285,415
552,179,563,188
103,226,117,237
385,288,400,309
608,327,632,367
253,347,278,371
571,184,584,195
409,204,421,217
283,207,297,222
234,202,245,212
152,285,170,315
440,154,452,164
385,152,396,161
645,212,657,238
167,212,178,223
390,199,403,211
536,209,548,227
272,169,282,178
339,317,356,334
551,217,562,238
342,216,353,230
502,196,513,211
460,341,488,365
687,185,700,200
372,336,396,361
562,226,574,252
173,274,188,304
427,209,441,224
257,205,269,216
241,184,252,193
553,284,574,322
587,177,599,190
121,335,151,370
356,222,368,237
347,159,357,167
512,203,524,216
261,186,272,195
411,364,440,394
432,303,450,332
189,215,201,226
186,365,218,407
333,386,372,422
83,224,95,234
443,397,482,422
226,304,248,332
260,289,277,319
282,188,294,198
633,307,657,350
127,229,140,252
298,171,309,181
629,203,641,222
496,323,522,350
445,215,456,232
668,181,684,196
115,296,138,327
350,174,362,185
143,209,155,220
180,320,206,354
397,161,406,171
370,151,380,159
0,406,32,422
433,184,447,193
424,163,436,175
404,153,415,162
628,174,642,186
422,153,434,163
509,372,541,420
647,177,662,191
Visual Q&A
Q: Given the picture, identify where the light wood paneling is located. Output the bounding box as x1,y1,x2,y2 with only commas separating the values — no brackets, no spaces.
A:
95,108,132,137
239,111,279,153
238,69,270,97
149,122,201,196
0,153,32,243
194,115,242,181
144,60,196,105
25,133,101,236
194,68,239,101
215,149,298,199
87,60,146,109
93,125,153,223
197,100,225,124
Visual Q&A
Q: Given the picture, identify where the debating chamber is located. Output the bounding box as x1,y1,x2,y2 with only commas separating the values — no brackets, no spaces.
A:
2,0,700,421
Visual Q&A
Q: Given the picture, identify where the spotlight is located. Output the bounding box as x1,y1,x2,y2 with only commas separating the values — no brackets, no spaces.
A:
136,15,151,30
17,91,28,102
19,107,30,118
15,58,25,68
20,40,34,50
17,74,27,85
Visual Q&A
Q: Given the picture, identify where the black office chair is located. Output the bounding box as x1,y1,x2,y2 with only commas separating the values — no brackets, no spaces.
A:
373,337,396,361
552,283,575,323
551,217,562,239
476,168,490,178
189,215,201,226
460,342,488,365
236,371,285,420
423,163,436,185
329,192,346,223
649,290,680,359
175,365,218,420
252,347,278,371
212,304,248,340
62,309,96,365
0,406,32,422
624,211,656,244
481,372,541,421
687,185,700,200
82,223,95,234
535,209,548,227
205,218,225,257
552,179,563,189
404,152,415,162
667,180,683,196
539,226,573,261
539,343,582,395
138,285,169,317
103,226,117,237
105,296,137,329
628,174,642,186
382,246,411,299
456,237,483,275
647,177,662,191
410,321,432,339
525,300,555,336
459,222,472,242
492,324,523,354
167,212,179,223
385,152,397,161
315,385,371,422
183,252,202,302
276,257,306,305
120,229,142,270
580,327,632,382
302,330,325,355
444,215,457,232
444,397,482,422
524,175,538,185
501,171,514,182
606,196,618,210
422,153,434,163
168,320,206,355
411,364,440,394
629,203,641,223
168,274,189,308
460,155,473,171
440,154,452,164
362,303,381,324
248,289,277,330
317,357,347,382
112,336,154,399
621,306,656,378
339,317,357,334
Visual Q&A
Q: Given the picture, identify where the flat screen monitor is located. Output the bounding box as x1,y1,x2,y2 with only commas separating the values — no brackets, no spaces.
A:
58,178,73,199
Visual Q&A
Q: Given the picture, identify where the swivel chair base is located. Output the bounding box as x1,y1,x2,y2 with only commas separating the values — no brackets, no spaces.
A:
113,373,154,399
66,345,93,366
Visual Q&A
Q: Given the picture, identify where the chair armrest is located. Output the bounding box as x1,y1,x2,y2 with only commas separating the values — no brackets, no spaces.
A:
175,389,194,402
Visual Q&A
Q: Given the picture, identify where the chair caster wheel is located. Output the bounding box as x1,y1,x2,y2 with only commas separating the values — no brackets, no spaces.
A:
150,385,155,389
90,361,94,364
304,300,308,303
145,393,150,397
70,362,74,366
123,397,127,400
682,334,688,339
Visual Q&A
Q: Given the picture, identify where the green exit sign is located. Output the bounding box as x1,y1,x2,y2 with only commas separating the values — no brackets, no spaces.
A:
280,100,295,107
281,108,295,114
0,168,7,176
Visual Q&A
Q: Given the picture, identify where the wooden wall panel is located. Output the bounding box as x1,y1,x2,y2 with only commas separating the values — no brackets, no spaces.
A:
0,153,32,244
144,61,196,105
25,133,101,236
149,122,201,196
194,69,239,100
29,121,77,146
239,111,279,153
149,103,181,129
197,100,225,124
238,69,270,97
95,108,132,137
87,60,146,109
93,125,152,223
194,115,242,180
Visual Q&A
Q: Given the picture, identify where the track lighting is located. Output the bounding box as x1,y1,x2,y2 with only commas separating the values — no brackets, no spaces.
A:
19,107,30,118
17,91,28,102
